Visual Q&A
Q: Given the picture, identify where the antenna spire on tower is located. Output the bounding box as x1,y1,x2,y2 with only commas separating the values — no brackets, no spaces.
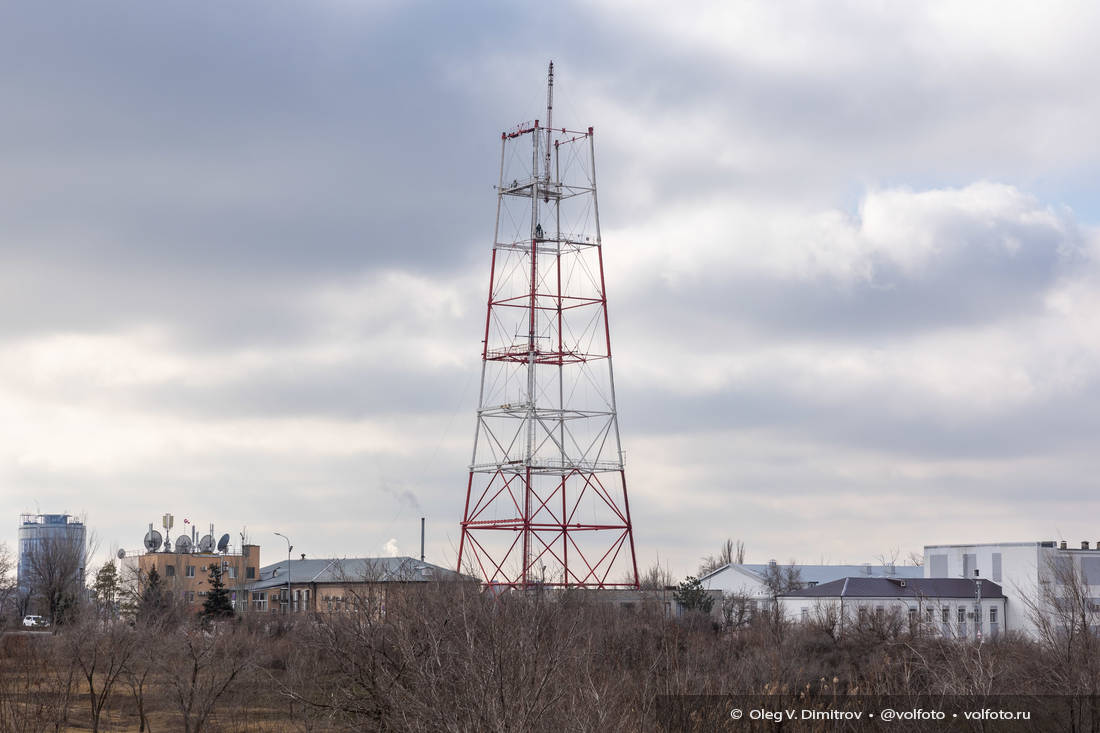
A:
544,61,554,185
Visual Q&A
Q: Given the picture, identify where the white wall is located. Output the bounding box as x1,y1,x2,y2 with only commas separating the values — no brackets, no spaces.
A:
700,565,770,599
779,594,1007,640
924,542,1042,636
922,541,1100,638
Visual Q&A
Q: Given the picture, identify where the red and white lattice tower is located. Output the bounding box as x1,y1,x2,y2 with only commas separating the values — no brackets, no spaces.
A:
457,63,639,589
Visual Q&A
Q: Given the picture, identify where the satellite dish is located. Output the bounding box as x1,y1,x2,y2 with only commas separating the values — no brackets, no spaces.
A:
217,533,230,553
198,534,214,552
144,529,163,553
175,535,193,553
117,548,126,559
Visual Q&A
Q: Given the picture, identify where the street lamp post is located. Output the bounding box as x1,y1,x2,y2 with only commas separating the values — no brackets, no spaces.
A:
274,532,292,615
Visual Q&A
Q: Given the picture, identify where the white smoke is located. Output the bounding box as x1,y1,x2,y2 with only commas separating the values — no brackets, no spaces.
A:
384,538,400,557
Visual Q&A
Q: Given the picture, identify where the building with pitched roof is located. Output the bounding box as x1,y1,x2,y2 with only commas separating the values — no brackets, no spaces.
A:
779,577,1007,639
245,556,477,613
697,560,923,617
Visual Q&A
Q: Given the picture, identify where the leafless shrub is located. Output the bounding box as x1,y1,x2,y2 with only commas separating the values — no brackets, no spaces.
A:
5,576,1100,731
158,621,261,733
64,615,139,733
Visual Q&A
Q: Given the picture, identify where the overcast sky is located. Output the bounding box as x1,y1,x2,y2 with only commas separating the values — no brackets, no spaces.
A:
3,1,1100,579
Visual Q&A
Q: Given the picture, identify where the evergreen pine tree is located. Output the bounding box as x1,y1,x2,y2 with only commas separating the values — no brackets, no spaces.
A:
137,565,170,624
673,575,715,614
92,560,120,619
201,562,234,620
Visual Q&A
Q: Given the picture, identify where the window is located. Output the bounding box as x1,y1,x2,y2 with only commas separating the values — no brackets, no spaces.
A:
990,607,997,624
941,607,949,623
251,591,267,612
186,591,195,603
957,607,966,624
925,607,934,623
246,567,255,579
185,565,195,578
228,566,237,579
908,608,917,626
166,565,175,577
801,608,808,621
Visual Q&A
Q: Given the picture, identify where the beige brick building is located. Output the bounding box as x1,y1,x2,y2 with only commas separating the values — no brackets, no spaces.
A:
129,544,261,612
245,556,474,613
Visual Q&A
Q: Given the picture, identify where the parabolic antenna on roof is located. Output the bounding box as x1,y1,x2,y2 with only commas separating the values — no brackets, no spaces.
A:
175,535,192,553
144,529,163,553
198,534,214,553
217,533,230,553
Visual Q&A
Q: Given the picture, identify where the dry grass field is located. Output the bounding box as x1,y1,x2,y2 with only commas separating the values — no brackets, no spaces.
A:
3,582,1100,731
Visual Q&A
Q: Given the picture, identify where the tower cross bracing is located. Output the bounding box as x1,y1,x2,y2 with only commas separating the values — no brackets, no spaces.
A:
457,63,639,589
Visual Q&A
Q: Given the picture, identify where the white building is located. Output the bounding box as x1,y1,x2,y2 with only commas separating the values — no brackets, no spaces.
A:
924,539,1100,638
699,561,923,614
779,577,1007,639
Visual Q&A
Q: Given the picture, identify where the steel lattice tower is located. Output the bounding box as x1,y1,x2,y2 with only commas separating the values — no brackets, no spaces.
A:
457,63,639,589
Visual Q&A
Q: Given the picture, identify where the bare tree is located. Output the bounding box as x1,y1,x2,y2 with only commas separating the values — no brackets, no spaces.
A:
0,541,16,625
698,538,745,576
65,615,139,733
21,526,96,626
0,632,76,732
761,560,803,597
1022,551,1100,729
718,591,755,630
123,621,168,733
875,548,906,575
160,624,260,733
637,562,674,590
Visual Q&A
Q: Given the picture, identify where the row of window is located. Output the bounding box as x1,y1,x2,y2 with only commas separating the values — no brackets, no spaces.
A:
250,589,313,612
804,605,1000,625
162,564,253,579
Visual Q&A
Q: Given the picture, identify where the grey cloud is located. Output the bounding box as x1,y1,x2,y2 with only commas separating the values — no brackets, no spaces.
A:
614,185,1084,343
131,362,480,421
4,1,1100,576
620,374,1100,463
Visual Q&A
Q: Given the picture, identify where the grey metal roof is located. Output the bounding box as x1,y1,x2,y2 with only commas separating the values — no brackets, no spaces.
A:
700,562,923,585
247,556,475,591
924,541,1053,549
780,577,1005,600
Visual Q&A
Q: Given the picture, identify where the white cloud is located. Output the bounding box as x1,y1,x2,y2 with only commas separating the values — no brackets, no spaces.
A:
4,2,1100,579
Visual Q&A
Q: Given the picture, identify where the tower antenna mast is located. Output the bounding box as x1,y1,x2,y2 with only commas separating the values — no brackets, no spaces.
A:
544,61,554,186
457,64,639,590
